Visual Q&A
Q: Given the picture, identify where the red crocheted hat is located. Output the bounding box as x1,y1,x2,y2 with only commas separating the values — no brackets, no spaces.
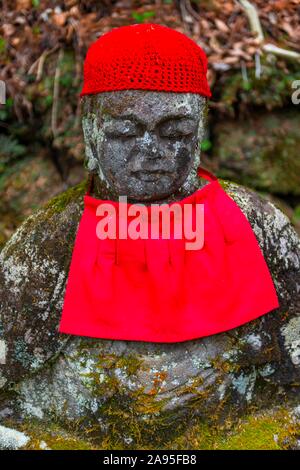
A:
80,23,211,98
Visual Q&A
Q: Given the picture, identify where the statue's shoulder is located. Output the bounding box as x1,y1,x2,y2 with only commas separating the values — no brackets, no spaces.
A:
0,181,87,386
219,178,298,250
219,179,300,297
0,180,87,270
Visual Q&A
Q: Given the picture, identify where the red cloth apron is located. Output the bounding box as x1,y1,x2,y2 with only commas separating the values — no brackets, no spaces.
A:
58,167,279,342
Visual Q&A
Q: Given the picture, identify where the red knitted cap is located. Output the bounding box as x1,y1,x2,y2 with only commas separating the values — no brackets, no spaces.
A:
80,23,211,98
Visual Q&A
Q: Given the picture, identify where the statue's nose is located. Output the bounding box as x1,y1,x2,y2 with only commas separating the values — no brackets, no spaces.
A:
136,131,160,159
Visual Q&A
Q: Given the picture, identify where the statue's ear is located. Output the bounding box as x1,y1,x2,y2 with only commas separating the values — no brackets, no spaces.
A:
82,138,97,172
89,140,98,167
83,156,94,172
196,98,208,144
82,110,101,173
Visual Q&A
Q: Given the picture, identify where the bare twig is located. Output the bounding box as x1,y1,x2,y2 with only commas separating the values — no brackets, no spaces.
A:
263,43,300,61
28,45,59,81
36,50,49,82
255,51,261,79
184,0,201,22
51,48,64,138
239,0,264,43
179,0,193,35
241,60,248,83
238,0,300,61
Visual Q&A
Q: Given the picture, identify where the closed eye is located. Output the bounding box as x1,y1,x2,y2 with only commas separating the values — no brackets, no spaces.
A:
159,119,196,138
161,130,193,138
104,119,141,138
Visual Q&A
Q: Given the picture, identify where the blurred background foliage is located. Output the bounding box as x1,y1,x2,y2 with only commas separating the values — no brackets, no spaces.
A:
0,0,300,247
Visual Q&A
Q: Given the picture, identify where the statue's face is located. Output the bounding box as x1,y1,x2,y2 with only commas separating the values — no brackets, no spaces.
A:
82,90,207,201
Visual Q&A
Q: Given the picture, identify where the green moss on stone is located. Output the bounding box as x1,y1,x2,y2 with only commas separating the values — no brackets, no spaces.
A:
2,405,298,450
75,350,177,447
171,407,299,450
44,179,87,215
6,417,99,450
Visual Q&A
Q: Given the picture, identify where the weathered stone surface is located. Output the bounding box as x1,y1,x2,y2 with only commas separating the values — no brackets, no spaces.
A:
0,180,299,448
0,182,86,387
212,111,300,195
0,424,30,450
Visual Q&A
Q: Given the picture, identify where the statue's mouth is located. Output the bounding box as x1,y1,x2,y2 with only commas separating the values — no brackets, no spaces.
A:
132,170,171,183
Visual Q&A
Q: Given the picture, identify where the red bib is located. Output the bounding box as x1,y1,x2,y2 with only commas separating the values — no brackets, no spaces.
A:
58,168,279,342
